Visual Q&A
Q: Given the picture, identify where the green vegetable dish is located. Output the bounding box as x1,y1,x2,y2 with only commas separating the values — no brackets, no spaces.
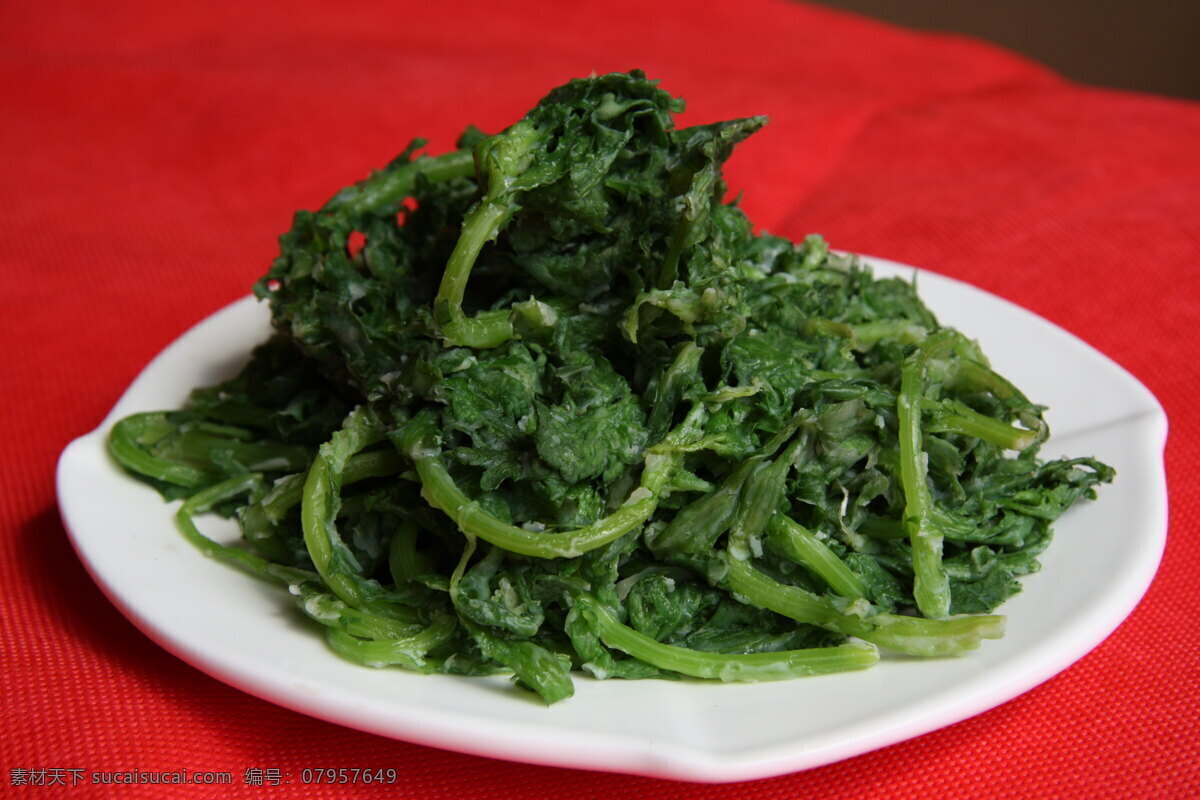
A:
110,71,1113,704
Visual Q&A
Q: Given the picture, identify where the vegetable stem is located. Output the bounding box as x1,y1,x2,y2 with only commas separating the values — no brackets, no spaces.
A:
325,614,457,670
923,398,1042,451
766,515,868,599
325,147,476,217
434,200,517,347
394,411,685,558
174,473,312,586
725,556,1004,657
418,455,659,558
434,119,545,348
897,353,951,619
109,413,218,488
579,595,879,680
299,408,410,620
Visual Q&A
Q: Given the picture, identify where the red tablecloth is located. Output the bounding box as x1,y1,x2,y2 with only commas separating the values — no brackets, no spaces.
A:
4,0,1198,796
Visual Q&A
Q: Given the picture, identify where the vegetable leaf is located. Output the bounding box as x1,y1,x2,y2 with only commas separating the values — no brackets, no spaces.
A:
109,70,1113,703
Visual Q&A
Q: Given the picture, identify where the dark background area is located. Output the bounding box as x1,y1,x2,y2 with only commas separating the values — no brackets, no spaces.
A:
808,0,1200,100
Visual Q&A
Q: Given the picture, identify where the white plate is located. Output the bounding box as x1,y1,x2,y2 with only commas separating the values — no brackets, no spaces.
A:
57,257,1168,783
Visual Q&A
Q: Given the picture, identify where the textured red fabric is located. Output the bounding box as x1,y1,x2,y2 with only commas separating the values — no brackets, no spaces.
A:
3,0,1198,796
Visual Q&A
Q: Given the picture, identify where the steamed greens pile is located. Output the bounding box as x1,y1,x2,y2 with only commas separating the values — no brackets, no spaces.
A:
110,71,1112,703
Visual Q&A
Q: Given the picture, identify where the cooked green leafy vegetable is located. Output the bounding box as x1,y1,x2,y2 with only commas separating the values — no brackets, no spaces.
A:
109,71,1113,704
